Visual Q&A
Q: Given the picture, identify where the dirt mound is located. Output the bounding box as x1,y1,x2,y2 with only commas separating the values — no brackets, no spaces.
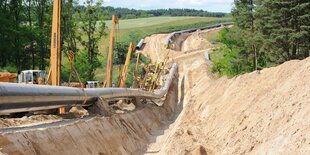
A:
149,57,310,154
141,34,180,62
141,27,222,63
181,29,213,52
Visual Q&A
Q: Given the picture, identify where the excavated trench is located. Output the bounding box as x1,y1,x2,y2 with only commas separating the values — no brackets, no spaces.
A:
0,71,179,154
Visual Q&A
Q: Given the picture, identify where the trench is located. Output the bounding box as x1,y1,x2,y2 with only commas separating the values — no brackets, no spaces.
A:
0,68,181,155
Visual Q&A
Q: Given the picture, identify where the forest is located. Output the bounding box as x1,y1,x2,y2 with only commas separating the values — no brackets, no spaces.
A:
212,0,310,76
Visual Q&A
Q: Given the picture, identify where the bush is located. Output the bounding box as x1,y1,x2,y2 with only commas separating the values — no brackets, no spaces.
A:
0,65,18,73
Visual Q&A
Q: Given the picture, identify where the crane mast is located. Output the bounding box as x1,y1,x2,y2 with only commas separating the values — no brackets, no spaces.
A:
49,0,63,113
106,15,118,87
49,0,61,86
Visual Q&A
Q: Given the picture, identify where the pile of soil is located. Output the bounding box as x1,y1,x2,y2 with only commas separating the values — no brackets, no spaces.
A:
146,55,310,154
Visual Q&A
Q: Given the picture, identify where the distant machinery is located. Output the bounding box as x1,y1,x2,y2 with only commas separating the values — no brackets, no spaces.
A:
18,70,46,84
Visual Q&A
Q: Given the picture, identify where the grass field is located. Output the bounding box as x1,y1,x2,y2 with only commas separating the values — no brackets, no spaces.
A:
101,16,231,51
105,16,225,29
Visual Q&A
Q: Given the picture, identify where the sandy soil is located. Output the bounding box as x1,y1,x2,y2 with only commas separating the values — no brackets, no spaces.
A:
142,27,310,154
0,115,62,128
141,34,180,62
141,27,221,63
146,54,310,154
181,29,217,52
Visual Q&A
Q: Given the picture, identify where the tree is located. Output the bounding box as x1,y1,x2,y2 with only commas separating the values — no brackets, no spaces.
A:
256,0,310,62
76,0,106,81
213,0,310,77
113,42,128,65
62,0,78,52
232,0,260,71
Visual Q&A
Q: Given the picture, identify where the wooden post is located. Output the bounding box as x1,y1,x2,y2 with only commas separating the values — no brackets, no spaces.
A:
106,15,118,87
119,42,134,88
132,52,141,88
135,53,141,72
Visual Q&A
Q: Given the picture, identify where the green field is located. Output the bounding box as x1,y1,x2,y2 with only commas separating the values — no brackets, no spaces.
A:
105,16,225,29
100,16,231,51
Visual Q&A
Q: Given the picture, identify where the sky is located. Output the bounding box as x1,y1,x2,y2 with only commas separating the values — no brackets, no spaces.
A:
80,0,234,13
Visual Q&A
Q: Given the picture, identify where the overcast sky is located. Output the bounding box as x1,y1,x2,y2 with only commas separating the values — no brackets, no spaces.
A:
80,0,234,13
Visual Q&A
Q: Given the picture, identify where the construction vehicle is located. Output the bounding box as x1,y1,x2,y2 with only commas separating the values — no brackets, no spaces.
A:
0,70,45,85
18,70,46,84
86,81,100,88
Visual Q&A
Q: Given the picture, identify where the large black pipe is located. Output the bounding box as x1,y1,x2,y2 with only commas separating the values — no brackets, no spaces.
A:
164,22,234,49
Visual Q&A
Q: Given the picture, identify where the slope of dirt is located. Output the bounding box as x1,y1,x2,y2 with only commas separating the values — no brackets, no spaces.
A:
146,57,310,154
141,27,222,62
181,28,221,52
141,34,180,62
142,27,310,154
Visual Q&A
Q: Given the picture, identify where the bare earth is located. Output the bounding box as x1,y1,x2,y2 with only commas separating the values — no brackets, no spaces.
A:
0,27,309,155
142,27,310,154
0,115,62,129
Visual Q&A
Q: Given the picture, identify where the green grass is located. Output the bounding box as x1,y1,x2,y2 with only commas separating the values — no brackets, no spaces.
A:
105,16,225,29
101,16,231,51
206,29,221,43
206,29,224,63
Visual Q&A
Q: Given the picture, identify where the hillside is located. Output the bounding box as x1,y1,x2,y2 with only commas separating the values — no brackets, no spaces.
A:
140,28,310,154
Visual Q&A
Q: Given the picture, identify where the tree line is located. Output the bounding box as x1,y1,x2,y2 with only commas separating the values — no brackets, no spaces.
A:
212,0,310,76
101,7,229,19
